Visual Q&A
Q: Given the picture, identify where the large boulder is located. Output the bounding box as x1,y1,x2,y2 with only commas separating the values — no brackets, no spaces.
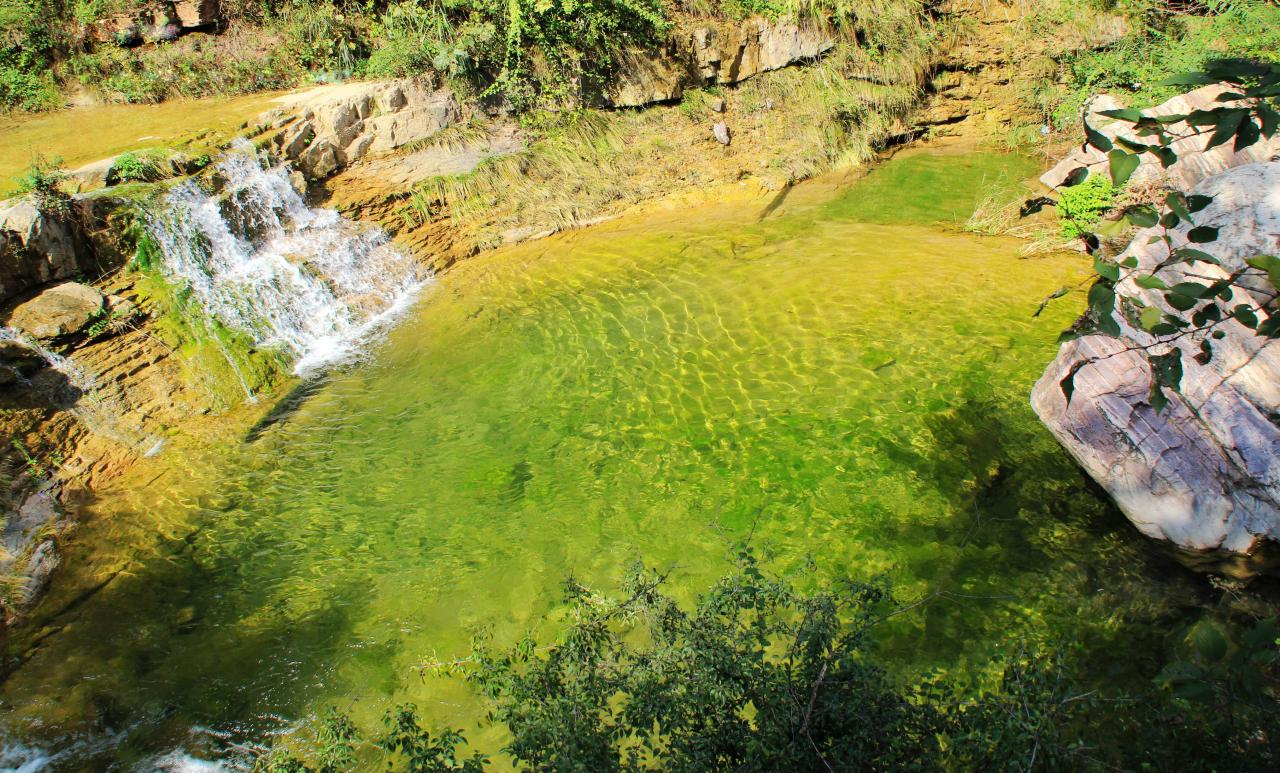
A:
4,282,106,341
261,79,461,180
0,200,83,302
1042,85,1280,192
606,16,834,107
1032,162,1280,552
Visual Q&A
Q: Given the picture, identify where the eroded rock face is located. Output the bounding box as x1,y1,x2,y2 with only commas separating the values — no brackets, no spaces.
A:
261,79,462,180
606,17,834,107
4,282,106,341
1041,85,1280,192
0,200,84,301
1032,162,1280,553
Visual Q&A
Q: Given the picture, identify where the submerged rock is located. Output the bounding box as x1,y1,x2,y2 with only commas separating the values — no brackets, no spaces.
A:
4,282,106,341
1032,162,1280,553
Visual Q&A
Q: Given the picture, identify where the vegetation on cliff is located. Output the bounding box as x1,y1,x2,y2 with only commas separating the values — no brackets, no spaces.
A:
1,1,937,113
1025,0,1280,131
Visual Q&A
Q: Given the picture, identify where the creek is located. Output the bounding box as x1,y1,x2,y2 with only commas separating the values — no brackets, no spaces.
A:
0,148,1242,769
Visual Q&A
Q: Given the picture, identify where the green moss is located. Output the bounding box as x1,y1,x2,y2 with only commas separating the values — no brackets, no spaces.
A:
1057,173,1115,238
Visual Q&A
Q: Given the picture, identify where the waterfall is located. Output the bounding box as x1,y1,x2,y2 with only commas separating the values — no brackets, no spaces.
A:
148,142,428,376
0,326,162,455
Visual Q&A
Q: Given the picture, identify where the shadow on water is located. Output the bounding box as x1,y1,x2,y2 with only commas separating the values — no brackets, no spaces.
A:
244,375,331,442
869,380,1226,682
1,483,380,769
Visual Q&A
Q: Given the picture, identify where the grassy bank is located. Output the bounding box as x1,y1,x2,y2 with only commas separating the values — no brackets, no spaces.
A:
2,1,937,114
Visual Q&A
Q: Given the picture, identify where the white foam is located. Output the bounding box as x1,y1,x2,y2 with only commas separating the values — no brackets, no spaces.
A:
148,141,429,379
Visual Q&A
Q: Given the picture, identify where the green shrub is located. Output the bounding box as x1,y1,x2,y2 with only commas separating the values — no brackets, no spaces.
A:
1058,173,1115,238
1034,0,1280,128
13,154,72,218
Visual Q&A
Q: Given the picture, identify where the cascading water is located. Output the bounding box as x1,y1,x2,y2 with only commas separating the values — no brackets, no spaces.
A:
148,142,428,376
0,326,162,455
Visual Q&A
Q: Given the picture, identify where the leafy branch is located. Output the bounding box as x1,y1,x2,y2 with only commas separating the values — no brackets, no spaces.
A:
1025,58,1280,409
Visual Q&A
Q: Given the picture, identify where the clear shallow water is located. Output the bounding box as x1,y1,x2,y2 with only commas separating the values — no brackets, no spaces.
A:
1,151,1223,768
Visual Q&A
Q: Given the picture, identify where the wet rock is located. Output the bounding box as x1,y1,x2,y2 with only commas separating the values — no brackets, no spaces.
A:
5,282,105,341
2,491,59,568
713,122,731,146
1032,161,1280,553
606,17,834,107
1042,85,1280,192
0,200,83,302
21,540,59,604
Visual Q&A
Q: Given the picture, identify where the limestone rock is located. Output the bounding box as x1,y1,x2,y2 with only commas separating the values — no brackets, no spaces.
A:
173,0,220,28
0,200,83,302
606,16,834,108
713,122,731,146
1041,85,1280,192
1032,162,1280,553
5,282,105,340
263,79,461,180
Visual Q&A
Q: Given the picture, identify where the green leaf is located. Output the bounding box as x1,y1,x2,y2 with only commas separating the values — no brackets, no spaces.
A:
1139,305,1163,330
1115,136,1151,153
1151,146,1178,168
1259,106,1279,139
1164,192,1192,223
1235,305,1259,329
1170,282,1212,299
1099,108,1145,122
1204,110,1247,151
1135,275,1168,290
1121,256,1138,269
1148,349,1183,412
1235,118,1262,152
1174,247,1220,265
1094,257,1120,281
1165,292,1198,311
1186,194,1214,213
1108,150,1140,187
1157,72,1217,87
1187,226,1219,243
1161,211,1180,229
1059,166,1090,188
1124,205,1159,228
1084,119,1113,153
1190,622,1228,663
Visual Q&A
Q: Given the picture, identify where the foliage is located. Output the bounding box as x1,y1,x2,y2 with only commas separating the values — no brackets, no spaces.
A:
270,552,1280,770
1056,173,1115,238
253,705,485,772
1025,58,1280,408
0,0,64,111
12,154,72,218
1031,0,1280,129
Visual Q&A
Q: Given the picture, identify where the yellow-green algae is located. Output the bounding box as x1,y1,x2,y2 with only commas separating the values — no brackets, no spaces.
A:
0,92,279,194
0,151,1233,767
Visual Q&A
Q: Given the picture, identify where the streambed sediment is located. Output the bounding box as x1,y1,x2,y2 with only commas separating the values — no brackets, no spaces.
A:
3,149,1265,770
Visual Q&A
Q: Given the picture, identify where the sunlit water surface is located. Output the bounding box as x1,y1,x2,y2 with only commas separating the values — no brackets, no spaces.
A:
1,151,1229,768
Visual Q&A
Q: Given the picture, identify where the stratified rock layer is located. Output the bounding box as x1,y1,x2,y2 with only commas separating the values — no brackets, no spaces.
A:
261,79,461,179
1032,162,1280,552
606,16,834,107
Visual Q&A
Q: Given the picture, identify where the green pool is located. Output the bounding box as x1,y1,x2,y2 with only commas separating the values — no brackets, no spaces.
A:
0,150,1219,768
